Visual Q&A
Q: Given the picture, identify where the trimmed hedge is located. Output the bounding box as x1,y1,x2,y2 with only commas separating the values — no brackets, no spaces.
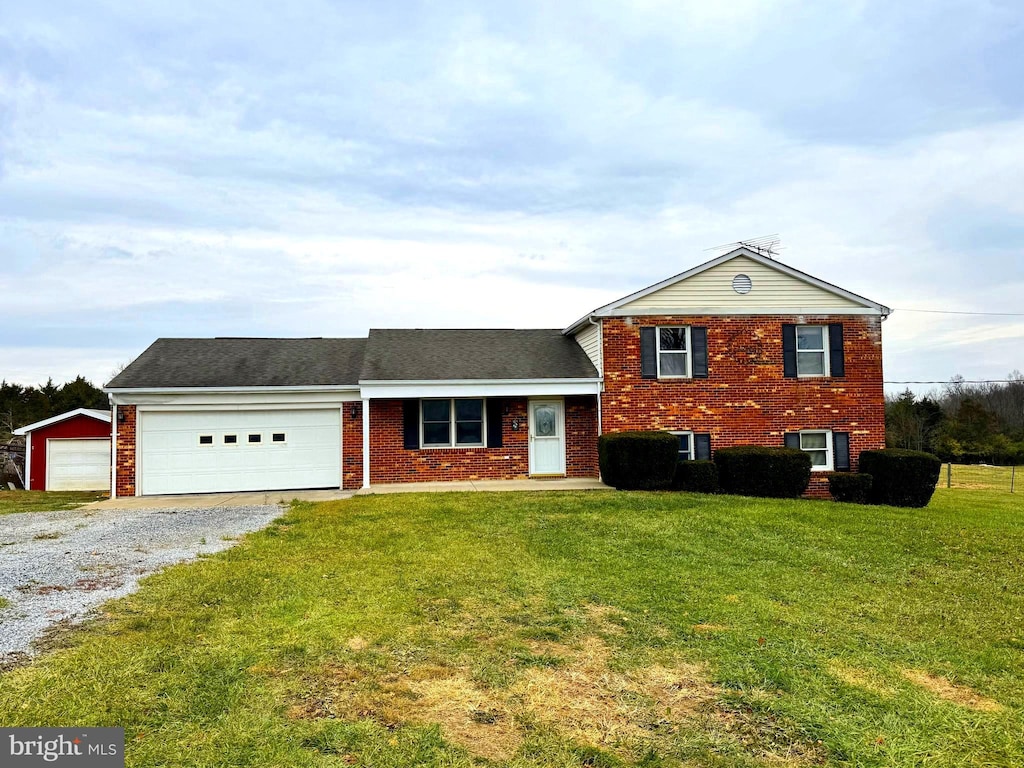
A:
714,446,812,498
859,449,941,507
598,431,679,490
672,460,719,493
829,472,873,504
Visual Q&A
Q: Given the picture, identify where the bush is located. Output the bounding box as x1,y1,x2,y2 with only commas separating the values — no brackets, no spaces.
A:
598,431,679,490
672,460,719,493
859,449,941,507
828,472,873,504
714,446,811,498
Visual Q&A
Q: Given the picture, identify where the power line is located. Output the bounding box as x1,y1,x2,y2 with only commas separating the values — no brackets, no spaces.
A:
885,380,1015,385
892,307,1024,317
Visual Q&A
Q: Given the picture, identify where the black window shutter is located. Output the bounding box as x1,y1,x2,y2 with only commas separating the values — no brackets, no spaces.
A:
691,327,708,378
782,324,797,378
694,433,711,460
784,432,800,449
486,398,503,448
640,327,657,379
402,400,419,450
834,432,851,471
829,323,845,377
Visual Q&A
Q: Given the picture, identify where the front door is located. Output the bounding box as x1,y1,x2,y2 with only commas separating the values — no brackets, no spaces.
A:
529,399,565,475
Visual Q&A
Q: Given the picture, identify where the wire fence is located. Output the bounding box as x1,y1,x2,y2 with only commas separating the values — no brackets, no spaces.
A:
938,463,1020,493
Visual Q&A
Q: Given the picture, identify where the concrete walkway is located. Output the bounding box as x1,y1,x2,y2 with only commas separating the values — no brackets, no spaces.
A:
355,478,610,495
88,488,354,510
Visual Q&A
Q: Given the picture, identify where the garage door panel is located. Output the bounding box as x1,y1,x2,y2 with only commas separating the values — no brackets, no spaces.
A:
140,410,341,495
47,439,111,491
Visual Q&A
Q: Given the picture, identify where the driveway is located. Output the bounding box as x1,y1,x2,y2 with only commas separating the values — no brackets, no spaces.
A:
0,503,286,663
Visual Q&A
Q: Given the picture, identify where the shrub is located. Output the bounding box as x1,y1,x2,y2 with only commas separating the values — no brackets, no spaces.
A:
714,446,811,498
828,472,873,504
859,449,941,507
598,431,679,490
672,460,719,493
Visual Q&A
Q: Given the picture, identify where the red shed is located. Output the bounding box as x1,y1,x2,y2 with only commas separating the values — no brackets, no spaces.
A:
14,409,112,492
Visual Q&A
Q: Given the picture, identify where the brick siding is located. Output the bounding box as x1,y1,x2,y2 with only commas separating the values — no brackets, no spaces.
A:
601,314,886,498
114,405,137,497
342,401,363,490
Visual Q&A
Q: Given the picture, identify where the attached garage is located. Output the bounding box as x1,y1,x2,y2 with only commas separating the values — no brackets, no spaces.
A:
138,408,341,495
14,408,112,491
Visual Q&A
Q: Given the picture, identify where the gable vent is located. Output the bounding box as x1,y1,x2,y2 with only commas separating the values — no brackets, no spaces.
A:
732,274,753,294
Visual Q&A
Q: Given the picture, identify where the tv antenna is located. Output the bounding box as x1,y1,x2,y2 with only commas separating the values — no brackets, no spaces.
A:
705,234,782,259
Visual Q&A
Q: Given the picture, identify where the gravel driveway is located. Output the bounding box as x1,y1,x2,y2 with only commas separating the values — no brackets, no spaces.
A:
0,504,283,662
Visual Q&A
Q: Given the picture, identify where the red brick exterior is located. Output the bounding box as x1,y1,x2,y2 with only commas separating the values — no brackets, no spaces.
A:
342,402,363,490
367,396,599,484
600,314,886,498
114,405,137,498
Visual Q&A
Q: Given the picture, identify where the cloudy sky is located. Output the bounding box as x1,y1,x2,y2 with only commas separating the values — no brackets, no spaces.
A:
2,0,1022,392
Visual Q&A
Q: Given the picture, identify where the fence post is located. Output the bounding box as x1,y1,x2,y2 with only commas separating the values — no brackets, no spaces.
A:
947,462,952,489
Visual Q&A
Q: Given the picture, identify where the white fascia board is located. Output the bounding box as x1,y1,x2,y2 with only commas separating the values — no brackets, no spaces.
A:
562,247,891,333
601,306,885,317
108,387,361,407
13,407,112,435
358,379,602,399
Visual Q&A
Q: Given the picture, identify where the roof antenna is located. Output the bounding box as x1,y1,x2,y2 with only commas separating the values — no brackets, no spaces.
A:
705,234,782,259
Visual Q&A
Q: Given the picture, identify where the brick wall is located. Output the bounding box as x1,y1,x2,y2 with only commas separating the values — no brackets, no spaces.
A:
368,396,599,484
601,314,886,498
114,405,137,497
342,402,363,490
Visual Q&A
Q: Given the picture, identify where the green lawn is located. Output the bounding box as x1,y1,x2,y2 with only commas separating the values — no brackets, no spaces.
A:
1,488,1021,767
0,490,107,515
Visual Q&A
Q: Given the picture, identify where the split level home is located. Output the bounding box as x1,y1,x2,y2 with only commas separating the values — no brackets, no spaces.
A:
104,247,890,498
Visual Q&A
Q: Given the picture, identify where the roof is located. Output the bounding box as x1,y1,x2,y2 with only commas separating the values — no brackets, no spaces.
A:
360,328,599,381
13,408,111,435
105,338,367,390
563,247,892,334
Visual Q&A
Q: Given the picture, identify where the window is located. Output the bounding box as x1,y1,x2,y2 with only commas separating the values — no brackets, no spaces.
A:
799,430,833,471
421,398,485,447
796,325,828,377
248,433,262,444
671,431,694,461
657,327,691,378
272,433,286,443
198,435,213,445
224,434,238,444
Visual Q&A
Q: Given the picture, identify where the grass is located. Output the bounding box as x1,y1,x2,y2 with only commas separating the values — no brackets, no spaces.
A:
0,488,1022,766
938,463,1022,492
0,490,107,515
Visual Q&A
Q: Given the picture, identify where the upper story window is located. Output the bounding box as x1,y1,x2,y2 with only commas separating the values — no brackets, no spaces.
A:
658,327,691,377
796,325,828,377
421,398,485,448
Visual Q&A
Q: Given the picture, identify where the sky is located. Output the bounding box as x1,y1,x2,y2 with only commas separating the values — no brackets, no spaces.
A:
1,0,1022,394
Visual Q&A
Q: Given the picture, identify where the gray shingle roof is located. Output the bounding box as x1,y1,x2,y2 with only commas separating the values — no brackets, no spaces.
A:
106,338,367,389
360,329,598,381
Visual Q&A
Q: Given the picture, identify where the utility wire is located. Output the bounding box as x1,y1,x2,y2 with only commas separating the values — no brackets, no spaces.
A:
885,380,1016,385
892,308,1024,317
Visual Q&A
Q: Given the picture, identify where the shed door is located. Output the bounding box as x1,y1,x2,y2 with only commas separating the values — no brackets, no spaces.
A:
46,439,111,491
139,409,340,495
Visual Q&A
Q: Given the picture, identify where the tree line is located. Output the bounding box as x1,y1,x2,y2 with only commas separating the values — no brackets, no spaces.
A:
886,373,1024,464
1,377,108,440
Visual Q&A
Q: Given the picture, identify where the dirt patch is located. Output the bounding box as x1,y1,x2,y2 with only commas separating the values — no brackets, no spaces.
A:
827,661,893,697
901,669,1003,712
346,636,369,651
693,623,731,633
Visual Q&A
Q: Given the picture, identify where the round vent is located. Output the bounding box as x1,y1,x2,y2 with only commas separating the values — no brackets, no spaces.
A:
732,273,752,294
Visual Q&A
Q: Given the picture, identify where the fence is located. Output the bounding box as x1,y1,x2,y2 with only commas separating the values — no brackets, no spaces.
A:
938,463,1020,493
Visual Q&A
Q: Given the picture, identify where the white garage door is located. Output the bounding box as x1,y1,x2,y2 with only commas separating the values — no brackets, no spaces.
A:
139,409,341,495
47,439,111,491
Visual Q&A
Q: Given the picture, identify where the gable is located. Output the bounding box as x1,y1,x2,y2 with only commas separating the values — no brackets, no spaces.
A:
619,254,863,313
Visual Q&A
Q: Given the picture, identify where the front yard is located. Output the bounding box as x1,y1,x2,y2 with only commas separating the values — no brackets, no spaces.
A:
0,488,1021,766
0,490,107,515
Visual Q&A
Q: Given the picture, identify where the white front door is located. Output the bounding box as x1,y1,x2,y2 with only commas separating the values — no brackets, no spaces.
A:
529,399,565,476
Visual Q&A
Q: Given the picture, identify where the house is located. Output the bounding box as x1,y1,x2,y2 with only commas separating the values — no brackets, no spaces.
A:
105,247,889,498
13,408,112,491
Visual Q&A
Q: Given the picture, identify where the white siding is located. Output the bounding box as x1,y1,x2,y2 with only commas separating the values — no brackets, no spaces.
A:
574,322,602,376
620,255,863,312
